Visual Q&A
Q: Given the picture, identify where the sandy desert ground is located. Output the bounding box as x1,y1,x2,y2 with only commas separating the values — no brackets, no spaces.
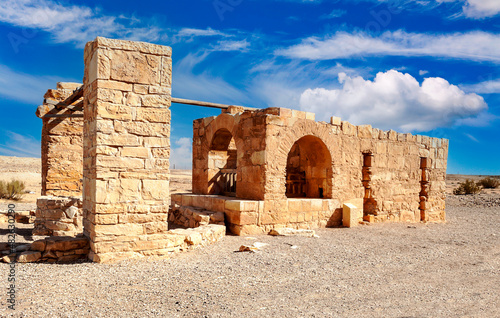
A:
0,156,498,317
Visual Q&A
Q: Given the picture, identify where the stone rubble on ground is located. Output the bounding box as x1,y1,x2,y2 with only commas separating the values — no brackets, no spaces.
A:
268,228,317,237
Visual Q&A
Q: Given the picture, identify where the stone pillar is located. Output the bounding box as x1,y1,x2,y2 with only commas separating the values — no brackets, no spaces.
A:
37,82,84,196
82,37,172,263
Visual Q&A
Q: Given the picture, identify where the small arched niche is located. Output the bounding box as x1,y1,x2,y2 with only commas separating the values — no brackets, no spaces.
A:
285,135,332,198
208,128,237,196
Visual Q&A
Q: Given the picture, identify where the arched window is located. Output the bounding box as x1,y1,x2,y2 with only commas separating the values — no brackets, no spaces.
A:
285,135,332,198
208,129,237,196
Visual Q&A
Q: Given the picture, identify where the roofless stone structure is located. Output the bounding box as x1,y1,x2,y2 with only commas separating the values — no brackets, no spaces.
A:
34,37,448,263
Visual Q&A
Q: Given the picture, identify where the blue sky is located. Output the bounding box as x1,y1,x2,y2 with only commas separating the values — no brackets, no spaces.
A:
0,0,499,174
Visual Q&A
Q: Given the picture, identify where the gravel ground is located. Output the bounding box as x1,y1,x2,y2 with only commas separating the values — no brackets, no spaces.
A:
1,194,499,318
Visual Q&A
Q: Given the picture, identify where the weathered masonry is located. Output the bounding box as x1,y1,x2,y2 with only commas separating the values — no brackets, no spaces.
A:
172,107,448,235
35,37,448,263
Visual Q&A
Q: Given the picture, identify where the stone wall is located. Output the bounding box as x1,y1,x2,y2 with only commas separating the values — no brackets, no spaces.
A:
36,82,83,196
172,194,343,235
33,196,82,236
2,225,225,264
169,204,225,228
192,106,268,200
191,107,448,232
82,37,173,263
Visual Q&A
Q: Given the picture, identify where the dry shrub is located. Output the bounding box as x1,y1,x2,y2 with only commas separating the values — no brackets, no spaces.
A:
477,177,500,189
453,179,481,195
0,180,25,200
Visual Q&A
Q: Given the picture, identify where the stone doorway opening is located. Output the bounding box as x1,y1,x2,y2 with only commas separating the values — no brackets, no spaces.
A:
285,135,332,198
208,128,237,196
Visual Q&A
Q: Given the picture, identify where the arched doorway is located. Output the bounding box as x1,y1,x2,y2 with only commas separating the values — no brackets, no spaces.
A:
285,135,332,198
208,129,237,196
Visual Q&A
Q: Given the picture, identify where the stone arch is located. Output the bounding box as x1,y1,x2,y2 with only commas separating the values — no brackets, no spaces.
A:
206,113,237,146
205,114,240,196
285,135,333,198
272,122,336,199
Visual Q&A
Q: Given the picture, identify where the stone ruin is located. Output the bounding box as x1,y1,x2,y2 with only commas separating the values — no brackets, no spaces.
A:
31,37,448,263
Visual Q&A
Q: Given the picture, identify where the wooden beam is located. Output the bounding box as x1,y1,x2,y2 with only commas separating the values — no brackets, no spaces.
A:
65,86,83,105
171,97,256,111
44,114,84,118
44,99,83,108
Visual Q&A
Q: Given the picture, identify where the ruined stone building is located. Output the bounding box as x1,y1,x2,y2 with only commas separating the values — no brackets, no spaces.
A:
34,37,448,263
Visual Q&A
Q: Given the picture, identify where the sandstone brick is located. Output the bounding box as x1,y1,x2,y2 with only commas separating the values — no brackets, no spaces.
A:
330,116,341,125
141,95,171,107
136,108,170,123
17,251,42,263
121,147,149,158
110,50,160,85
343,203,359,228
97,80,132,91
142,180,169,200
93,224,144,236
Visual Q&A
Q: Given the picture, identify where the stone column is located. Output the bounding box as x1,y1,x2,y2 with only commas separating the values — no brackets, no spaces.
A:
82,37,172,263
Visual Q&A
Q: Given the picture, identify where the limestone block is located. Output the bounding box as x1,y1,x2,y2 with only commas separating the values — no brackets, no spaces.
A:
268,228,316,237
110,50,160,85
45,237,89,252
225,199,242,212
343,203,359,227
136,108,171,123
141,95,171,107
57,82,82,90
330,116,341,126
30,240,46,252
305,112,315,120
210,212,225,223
65,206,78,219
291,110,306,119
250,151,266,165
17,251,42,263
96,103,133,121
341,121,356,136
143,137,170,147
234,224,266,236
142,180,169,200
358,125,372,139
97,80,132,92
88,49,110,83
93,224,144,236
121,147,149,158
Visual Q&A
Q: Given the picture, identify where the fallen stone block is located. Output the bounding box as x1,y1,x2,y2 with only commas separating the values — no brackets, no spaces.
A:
2,254,16,263
268,228,316,237
239,245,259,252
343,203,359,228
17,251,42,263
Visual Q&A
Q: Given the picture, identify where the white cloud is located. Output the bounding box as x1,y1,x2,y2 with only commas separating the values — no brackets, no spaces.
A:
0,64,67,104
437,0,500,18
177,27,228,38
463,79,500,94
0,132,40,157
170,137,192,169
248,60,362,109
419,70,429,76
211,39,250,52
299,70,488,132
463,0,500,18
0,0,162,46
464,133,479,142
320,9,347,19
276,30,500,63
